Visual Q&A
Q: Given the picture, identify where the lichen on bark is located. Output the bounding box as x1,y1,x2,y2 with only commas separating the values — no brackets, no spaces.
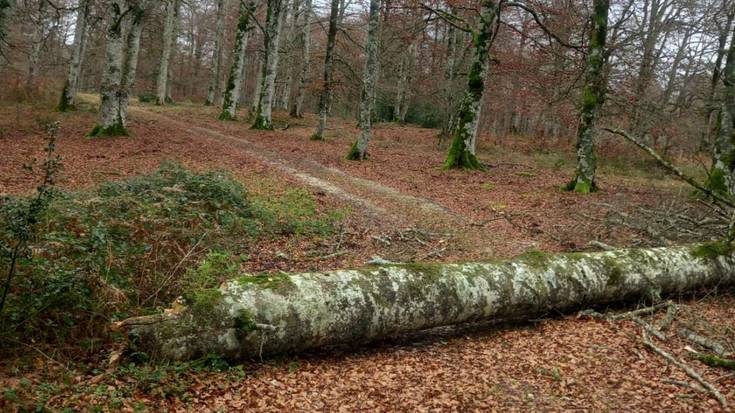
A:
130,244,735,361
566,0,609,193
443,0,499,170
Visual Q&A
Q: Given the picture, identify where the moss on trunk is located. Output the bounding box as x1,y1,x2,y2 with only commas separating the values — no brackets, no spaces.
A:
130,244,735,361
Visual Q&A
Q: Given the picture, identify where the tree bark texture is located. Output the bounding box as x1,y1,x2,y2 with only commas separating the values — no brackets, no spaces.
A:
130,243,735,361
566,0,609,193
219,0,258,120
310,0,339,140
205,0,227,106
346,0,380,160
290,0,311,118
156,0,180,105
57,0,89,111
443,0,499,170
251,0,286,129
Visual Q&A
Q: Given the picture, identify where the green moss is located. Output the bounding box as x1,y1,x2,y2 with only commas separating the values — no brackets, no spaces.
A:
309,133,324,141
602,256,623,286
55,81,75,112
516,250,550,268
87,123,129,138
691,241,734,259
564,178,597,194
443,133,484,170
696,353,735,370
233,308,257,333
183,288,224,316
237,273,297,293
250,113,272,130
481,183,495,191
346,141,363,160
705,167,728,195
218,111,236,121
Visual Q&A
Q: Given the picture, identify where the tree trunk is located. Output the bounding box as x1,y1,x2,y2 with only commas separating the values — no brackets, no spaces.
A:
90,0,150,137
565,0,609,193
57,0,89,111
251,0,287,129
219,0,258,120
27,0,46,90
393,42,414,123
346,0,380,160
443,0,499,170
278,0,300,110
290,0,311,118
90,0,127,137
205,0,227,106
708,24,735,197
250,55,263,113
156,0,179,105
129,243,735,361
310,0,339,140
119,2,147,124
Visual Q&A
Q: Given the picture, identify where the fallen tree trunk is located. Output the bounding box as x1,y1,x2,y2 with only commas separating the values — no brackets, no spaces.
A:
129,244,735,361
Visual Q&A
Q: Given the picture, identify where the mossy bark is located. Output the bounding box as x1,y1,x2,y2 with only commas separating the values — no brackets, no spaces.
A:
205,0,227,106
129,244,735,361
443,0,499,170
311,0,339,140
90,0,150,137
346,0,380,161
56,0,89,112
219,0,257,120
566,0,609,193
251,0,286,130
708,25,735,198
91,0,127,137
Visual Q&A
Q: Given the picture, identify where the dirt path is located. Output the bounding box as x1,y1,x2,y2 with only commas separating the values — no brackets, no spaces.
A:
133,107,493,258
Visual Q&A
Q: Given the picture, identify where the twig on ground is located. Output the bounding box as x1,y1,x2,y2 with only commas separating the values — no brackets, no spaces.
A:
658,304,678,331
609,301,672,321
664,379,706,393
678,328,728,357
642,330,728,408
631,316,667,341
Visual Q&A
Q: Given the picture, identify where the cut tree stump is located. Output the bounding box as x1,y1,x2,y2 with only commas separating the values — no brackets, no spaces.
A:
128,244,735,361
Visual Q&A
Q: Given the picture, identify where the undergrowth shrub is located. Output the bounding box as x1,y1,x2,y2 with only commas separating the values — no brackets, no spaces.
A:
0,162,343,353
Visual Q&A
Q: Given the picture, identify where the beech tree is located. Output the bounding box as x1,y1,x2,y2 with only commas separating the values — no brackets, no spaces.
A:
346,0,381,160
56,0,90,111
251,0,287,129
565,0,610,193
442,0,500,170
310,0,340,140
156,0,181,105
205,0,227,106
219,0,259,120
708,22,735,197
88,0,151,137
290,0,311,117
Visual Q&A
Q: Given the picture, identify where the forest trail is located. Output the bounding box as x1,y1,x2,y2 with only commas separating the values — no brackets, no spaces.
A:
132,106,492,253
134,107,456,221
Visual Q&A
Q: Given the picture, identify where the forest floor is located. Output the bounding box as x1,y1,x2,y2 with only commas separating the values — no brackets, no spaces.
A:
1,98,734,412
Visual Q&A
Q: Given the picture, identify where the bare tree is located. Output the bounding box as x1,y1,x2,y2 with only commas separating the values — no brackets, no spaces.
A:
347,0,381,160
290,0,311,117
156,0,181,105
57,0,90,111
251,0,287,129
310,0,340,140
219,0,259,120
205,0,227,106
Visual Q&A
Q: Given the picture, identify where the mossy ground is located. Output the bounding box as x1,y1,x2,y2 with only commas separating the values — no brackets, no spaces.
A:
87,122,130,137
